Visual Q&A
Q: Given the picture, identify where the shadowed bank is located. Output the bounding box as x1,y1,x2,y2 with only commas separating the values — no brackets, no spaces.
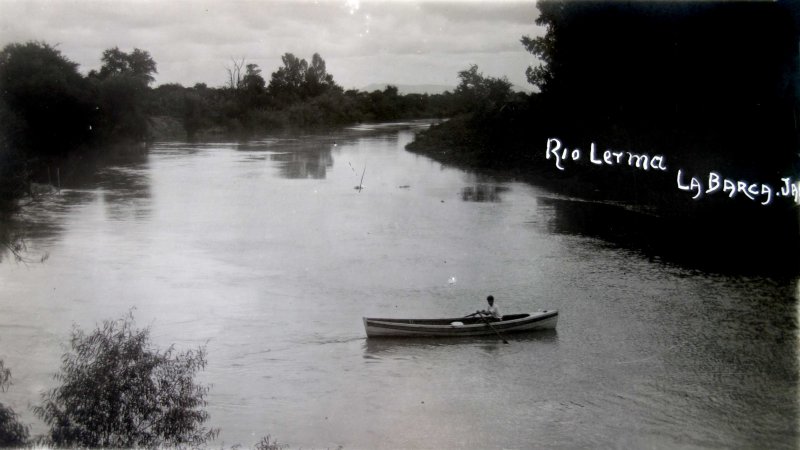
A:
407,0,800,277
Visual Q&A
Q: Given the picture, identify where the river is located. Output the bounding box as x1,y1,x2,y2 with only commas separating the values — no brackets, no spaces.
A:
0,122,796,449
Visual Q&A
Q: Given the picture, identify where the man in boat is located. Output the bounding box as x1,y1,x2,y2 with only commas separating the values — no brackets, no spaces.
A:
476,295,502,322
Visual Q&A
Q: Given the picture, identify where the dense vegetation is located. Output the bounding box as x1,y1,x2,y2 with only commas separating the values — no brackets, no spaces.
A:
0,360,28,446
149,52,458,140
0,43,153,213
0,313,296,448
32,313,216,448
412,1,799,192
0,314,223,448
407,0,800,273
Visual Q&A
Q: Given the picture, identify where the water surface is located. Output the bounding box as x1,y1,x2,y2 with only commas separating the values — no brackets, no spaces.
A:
0,122,796,449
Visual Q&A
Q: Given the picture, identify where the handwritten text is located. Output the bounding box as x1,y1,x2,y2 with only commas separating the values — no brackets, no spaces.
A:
544,137,800,206
546,138,667,172
677,170,800,206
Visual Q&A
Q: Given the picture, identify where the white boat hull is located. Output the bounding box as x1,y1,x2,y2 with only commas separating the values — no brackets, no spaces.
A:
363,310,558,338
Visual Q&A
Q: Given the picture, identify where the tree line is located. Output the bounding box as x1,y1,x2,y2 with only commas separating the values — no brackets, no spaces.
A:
412,0,798,187
0,42,463,216
412,1,799,194
407,0,800,274
153,52,456,139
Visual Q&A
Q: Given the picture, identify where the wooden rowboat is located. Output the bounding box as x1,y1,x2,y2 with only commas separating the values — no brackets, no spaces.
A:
363,310,558,338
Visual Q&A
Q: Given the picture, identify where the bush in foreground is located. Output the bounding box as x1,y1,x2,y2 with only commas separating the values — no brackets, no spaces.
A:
33,312,217,448
0,360,29,446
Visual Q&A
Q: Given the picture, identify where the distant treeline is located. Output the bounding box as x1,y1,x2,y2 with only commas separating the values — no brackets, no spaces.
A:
150,52,462,138
0,42,461,212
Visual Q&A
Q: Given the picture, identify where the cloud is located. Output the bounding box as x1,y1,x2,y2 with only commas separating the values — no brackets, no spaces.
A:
0,0,544,89
419,1,538,25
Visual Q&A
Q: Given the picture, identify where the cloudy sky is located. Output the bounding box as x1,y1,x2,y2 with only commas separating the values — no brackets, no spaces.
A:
0,0,543,90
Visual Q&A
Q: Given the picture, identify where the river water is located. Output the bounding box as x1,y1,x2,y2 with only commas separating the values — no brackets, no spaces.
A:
0,122,797,449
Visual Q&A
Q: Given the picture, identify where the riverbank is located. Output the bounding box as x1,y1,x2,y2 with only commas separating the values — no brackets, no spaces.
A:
406,118,800,277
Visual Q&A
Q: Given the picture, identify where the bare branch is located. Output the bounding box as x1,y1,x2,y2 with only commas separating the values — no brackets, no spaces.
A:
225,57,246,90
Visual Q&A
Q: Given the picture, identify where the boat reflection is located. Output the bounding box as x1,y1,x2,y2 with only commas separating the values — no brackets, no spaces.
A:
362,329,558,357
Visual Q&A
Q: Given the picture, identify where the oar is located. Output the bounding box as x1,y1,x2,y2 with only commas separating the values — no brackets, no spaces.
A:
480,316,509,344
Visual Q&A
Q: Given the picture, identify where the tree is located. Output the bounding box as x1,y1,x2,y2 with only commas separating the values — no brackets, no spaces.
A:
90,47,158,140
268,53,308,104
242,63,266,93
0,360,29,446
33,313,217,448
303,53,339,98
267,52,341,105
94,47,157,85
0,104,27,212
93,74,150,140
225,57,245,90
127,49,158,85
0,41,94,157
520,2,561,92
454,64,512,114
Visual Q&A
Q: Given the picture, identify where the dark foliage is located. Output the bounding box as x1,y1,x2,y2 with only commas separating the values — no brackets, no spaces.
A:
147,77,456,139
90,47,157,141
33,313,217,448
0,43,158,216
410,1,800,274
407,64,529,168
93,74,151,141
144,52,456,138
0,132,26,213
266,53,341,106
521,1,799,175
415,1,799,197
92,47,157,86
0,360,30,447
454,65,513,115
0,42,94,159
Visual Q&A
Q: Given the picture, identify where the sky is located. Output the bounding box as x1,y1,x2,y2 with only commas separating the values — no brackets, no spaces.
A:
0,0,544,91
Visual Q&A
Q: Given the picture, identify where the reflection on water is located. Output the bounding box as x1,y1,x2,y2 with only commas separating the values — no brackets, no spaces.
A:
96,166,152,222
1,146,153,261
236,136,338,180
460,184,509,202
539,197,660,246
270,150,333,179
538,196,800,276
362,330,559,357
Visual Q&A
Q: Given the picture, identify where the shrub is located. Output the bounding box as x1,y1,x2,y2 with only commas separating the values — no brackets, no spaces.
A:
255,434,285,450
33,313,217,448
0,360,29,446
